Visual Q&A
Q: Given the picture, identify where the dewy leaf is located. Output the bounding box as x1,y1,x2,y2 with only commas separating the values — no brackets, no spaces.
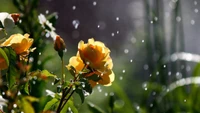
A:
43,98,59,111
75,88,85,103
80,78,93,94
87,102,106,113
29,69,56,80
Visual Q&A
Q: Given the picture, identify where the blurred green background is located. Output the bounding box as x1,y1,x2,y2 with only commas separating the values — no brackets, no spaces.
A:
1,0,200,113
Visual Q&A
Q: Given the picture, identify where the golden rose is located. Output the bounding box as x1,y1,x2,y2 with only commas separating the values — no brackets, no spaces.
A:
1,33,33,54
67,38,115,87
67,55,115,87
78,38,113,72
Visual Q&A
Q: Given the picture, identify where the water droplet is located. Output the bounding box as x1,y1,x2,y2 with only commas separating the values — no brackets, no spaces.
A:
93,1,97,6
82,83,85,88
110,92,114,96
150,103,153,107
166,88,170,92
154,17,158,21
194,8,198,13
176,16,181,22
72,6,76,10
119,76,123,80
72,20,80,29
136,106,140,110
130,37,137,43
194,1,197,5
13,104,17,108
97,21,106,30
116,17,119,21
17,92,21,95
152,92,156,95
124,49,129,54
156,71,159,75
29,57,34,63
51,82,54,85
191,20,195,25
45,32,50,37
168,71,171,76
184,99,187,102
186,66,191,72
130,59,133,63
105,93,108,96
150,21,153,24
86,62,90,65
176,72,182,79
32,81,36,84
39,52,42,55
116,31,119,34
45,10,49,14
33,76,37,80
2,92,5,95
122,69,126,73
111,33,115,37
143,64,149,70
38,60,41,65
142,40,145,43
163,65,166,68
149,74,152,77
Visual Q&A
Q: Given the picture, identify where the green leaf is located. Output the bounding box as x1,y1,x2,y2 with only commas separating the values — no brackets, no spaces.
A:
43,98,59,111
23,82,30,95
61,99,78,113
0,48,9,67
193,63,200,77
21,98,35,113
3,47,18,89
41,70,56,78
87,102,106,113
75,88,85,103
25,96,39,102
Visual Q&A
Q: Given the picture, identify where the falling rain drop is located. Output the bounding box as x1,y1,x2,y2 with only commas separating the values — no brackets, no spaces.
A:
122,69,126,73
150,21,153,24
194,9,198,13
72,20,80,29
152,92,156,96
116,31,119,34
130,59,133,63
45,10,49,14
111,33,115,37
72,6,76,10
194,1,197,5
184,99,187,102
143,64,149,70
29,57,34,63
154,17,158,21
13,104,17,108
142,40,145,43
156,71,159,75
119,76,123,80
168,71,171,76
105,93,108,96
124,49,129,54
186,66,191,72
176,16,181,22
131,37,137,43
116,17,119,21
150,103,153,107
136,106,140,110
93,1,97,6
32,81,36,84
51,82,54,85
39,52,42,55
163,65,166,68
191,20,195,25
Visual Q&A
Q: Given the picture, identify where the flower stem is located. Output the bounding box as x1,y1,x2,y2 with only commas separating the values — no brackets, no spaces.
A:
61,57,65,84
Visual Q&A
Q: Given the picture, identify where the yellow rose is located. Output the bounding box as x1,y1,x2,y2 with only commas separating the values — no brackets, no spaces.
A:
78,38,113,72
1,34,33,54
67,38,115,87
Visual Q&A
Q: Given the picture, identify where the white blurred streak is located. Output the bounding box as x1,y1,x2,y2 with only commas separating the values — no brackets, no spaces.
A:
0,95,7,106
164,52,200,63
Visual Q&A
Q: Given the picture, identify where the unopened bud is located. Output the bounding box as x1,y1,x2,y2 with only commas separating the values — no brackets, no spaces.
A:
11,13,20,23
54,35,66,52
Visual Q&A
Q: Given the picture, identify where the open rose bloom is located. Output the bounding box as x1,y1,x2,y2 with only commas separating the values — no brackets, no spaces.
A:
67,38,115,87
1,33,33,55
